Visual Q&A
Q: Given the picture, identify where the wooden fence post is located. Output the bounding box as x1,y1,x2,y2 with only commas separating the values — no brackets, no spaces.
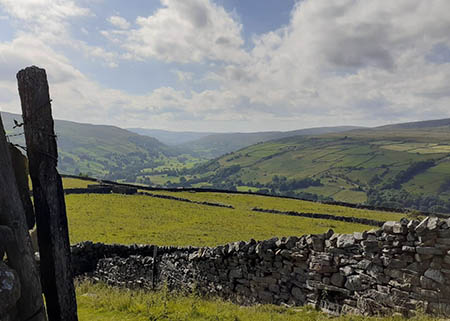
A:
0,114,47,321
17,66,78,321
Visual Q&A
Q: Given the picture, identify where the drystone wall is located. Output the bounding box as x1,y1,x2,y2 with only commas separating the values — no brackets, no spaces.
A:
73,217,450,317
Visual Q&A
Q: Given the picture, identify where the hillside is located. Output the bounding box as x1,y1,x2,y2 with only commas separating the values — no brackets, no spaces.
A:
1,111,193,180
130,126,362,158
127,128,213,145
165,121,450,213
177,126,362,158
2,112,360,181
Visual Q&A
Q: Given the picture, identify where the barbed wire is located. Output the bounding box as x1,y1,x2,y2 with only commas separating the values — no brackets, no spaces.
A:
6,132,24,138
12,143,58,161
2,103,58,160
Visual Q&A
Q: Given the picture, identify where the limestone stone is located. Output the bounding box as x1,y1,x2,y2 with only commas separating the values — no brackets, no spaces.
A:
291,286,305,302
438,229,450,238
424,269,445,284
340,266,354,276
345,275,369,291
415,218,429,235
383,221,406,234
420,276,438,289
330,272,345,287
427,217,440,231
437,238,450,246
407,220,419,231
229,268,243,279
402,246,416,253
353,232,366,241
416,247,443,256
444,255,450,265
337,234,355,248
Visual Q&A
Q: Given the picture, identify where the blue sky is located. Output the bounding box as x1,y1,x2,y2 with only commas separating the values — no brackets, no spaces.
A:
0,0,450,132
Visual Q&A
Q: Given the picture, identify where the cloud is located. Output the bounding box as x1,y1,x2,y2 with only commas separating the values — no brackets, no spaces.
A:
201,0,450,127
0,0,118,67
108,15,130,30
104,0,247,64
2,0,450,132
0,0,90,38
172,70,193,82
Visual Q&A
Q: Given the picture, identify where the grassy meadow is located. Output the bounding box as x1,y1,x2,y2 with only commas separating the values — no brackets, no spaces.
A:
65,193,376,246
148,190,406,222
63,177,405,246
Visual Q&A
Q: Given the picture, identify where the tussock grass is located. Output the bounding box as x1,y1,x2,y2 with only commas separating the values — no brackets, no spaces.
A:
76,281,444,321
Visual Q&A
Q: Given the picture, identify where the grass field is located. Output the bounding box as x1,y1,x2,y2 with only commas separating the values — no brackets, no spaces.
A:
63,177,93,189
66,193,376,246
76,281,444,321
62,177,405,247
143,190,405,222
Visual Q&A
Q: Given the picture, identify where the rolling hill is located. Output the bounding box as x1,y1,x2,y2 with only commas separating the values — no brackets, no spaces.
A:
135,126,363,159
167,120,450,213
1,111,192,180
127,128,214,145
2,112,361,181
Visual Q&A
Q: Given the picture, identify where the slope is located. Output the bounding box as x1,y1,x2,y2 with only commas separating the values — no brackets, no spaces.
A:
1,111,187,180
127,128,214,145
179,126,362,158
179,122,450,213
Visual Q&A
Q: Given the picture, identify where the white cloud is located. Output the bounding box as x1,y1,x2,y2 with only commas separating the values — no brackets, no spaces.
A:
0,0,90,38
200,0,450,127
0,0,119,68
108,15,130,30
104,0,247,64
2,0,450,132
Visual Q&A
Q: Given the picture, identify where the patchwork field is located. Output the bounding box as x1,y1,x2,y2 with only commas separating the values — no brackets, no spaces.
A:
167,127,450,213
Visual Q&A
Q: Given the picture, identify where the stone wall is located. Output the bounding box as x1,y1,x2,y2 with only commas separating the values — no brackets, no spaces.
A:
252,207,384,227
62,174,422,216
73,217,450,317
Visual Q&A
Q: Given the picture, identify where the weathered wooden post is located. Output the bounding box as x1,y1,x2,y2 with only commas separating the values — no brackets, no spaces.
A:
17,66,78,321
0,114,47,321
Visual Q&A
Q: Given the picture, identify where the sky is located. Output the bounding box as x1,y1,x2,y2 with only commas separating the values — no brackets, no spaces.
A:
0,0,450,132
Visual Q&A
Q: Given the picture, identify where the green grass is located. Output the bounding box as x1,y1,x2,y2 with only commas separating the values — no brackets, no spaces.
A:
76,281,444,321
62,177,93,189
145,191,405,222
185,129,450,211
66,194,374,246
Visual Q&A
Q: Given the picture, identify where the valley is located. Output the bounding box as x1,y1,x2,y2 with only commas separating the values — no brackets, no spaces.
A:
4,110,450,213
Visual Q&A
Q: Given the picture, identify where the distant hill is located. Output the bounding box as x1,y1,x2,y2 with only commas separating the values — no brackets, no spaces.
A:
376,118,450,130
166,119,450,213
127,128,213,145
1,111,184,180
178,126,363,158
